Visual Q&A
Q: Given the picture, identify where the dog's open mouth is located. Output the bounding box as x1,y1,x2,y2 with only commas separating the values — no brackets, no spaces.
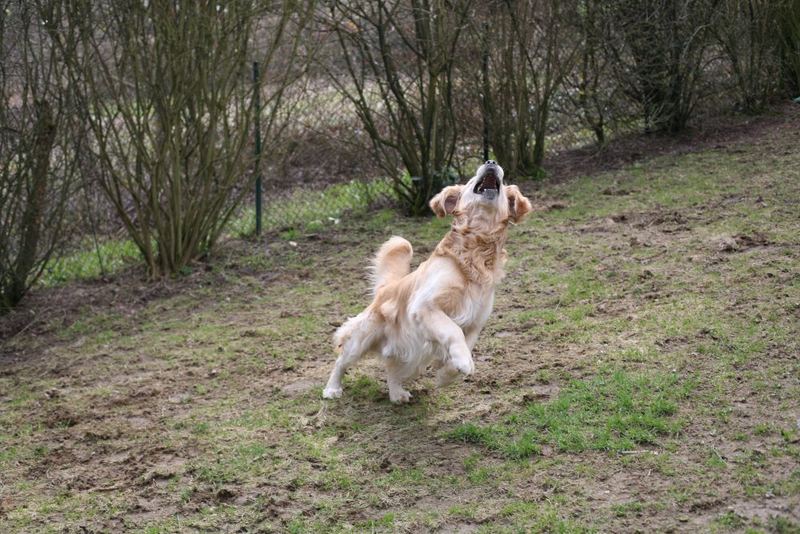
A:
475,170,499,199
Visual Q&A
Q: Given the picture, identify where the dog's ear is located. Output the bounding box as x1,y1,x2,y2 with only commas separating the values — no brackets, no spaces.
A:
430,185,463,217
506,185,532,223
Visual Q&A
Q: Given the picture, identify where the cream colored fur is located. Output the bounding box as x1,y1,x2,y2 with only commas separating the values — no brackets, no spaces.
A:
323,162,532,403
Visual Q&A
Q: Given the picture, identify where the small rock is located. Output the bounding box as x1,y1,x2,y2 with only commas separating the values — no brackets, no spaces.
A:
216,488,236,502
546,201,568,211
716,235,739,252
522,385,559,403
630,236,649,247
167,393,191,404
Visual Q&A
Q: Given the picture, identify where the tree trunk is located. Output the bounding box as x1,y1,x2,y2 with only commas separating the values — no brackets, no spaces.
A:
8,99,57,307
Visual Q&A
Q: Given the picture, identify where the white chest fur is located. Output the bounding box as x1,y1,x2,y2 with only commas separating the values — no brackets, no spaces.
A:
452,283,495,332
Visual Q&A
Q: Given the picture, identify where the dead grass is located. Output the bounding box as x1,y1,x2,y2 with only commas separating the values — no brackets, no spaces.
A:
1,106,799,533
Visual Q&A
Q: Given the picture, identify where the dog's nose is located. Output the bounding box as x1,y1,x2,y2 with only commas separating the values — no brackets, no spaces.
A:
485,160,496,165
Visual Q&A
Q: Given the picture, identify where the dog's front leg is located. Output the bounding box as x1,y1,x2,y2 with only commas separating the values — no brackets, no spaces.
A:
415,308,475,377
436,325,482,387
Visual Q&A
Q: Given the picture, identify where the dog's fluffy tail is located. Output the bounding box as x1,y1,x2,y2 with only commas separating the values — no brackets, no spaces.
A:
371,236,413,295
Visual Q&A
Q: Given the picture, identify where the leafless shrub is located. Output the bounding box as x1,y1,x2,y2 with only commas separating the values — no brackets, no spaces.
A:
0,1,79,311
778,0,800,96
714,0,786,113
479,0,581,179
55,0,313,277
322,0,474,215
558,0,625,147
603,0,721,133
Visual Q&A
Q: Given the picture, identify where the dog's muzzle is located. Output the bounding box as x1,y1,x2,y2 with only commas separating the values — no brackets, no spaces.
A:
475,165,500,200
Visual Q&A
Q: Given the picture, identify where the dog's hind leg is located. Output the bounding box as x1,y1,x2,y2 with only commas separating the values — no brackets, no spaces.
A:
435,365,462,387
384,357,417,403
323,349,361,399
323,314,373,399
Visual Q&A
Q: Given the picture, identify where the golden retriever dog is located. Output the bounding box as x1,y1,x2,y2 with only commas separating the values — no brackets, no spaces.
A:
322,161,532,403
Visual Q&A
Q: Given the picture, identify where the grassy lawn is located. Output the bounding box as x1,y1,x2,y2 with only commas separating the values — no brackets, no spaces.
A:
1,112,799,532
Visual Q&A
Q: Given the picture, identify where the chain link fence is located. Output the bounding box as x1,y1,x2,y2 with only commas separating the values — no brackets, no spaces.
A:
238,96,632,236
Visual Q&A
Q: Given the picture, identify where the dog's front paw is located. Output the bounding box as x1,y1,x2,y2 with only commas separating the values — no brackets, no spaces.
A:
452,356,475,376
322,386,343,399
389,388,412,404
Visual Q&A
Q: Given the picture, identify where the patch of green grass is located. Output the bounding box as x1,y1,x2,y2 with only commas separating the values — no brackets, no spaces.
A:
347,374,384,402
190,440,275,488
753,423,773,436
449,369,691,458
358,513,396,530
617,347,658,363
379,467,426,487
142,517,185,534
561,265,608,305
484,501,593,533
773,470,800,497
770,516,800,533
463,453,494,484
611,500,644,518
705,448,728,469
9,490,128,530
286,518,318,534
59,309,125,341
40,238,141,286
448,503,478,520
714,510,745,530
782,428,799,444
